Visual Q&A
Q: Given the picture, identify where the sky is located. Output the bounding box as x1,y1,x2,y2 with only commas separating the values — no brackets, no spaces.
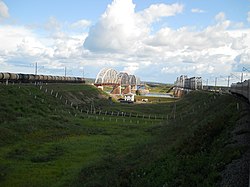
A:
0,0,250,85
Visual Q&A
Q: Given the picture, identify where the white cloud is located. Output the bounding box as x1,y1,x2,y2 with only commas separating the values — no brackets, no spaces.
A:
247,11,250,23
44,17,61,31
84,0,183,53
0,26,40,52
0,0,9,19
215,12,226,22
71,19,91,29
84,0,145,52
0,24,90,73
191,8,205,13
141,3,184,23
145,20,232,51
143,13,250,78
123,62,139,74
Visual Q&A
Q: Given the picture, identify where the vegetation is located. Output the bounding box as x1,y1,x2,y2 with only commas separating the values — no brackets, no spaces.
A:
0,83,245,186
145,83,173,93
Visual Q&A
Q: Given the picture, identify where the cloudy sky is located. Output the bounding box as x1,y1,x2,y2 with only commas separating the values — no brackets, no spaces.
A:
0,0,250,85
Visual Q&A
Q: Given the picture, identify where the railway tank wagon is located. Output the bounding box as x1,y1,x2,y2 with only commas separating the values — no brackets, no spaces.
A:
0,72,85,84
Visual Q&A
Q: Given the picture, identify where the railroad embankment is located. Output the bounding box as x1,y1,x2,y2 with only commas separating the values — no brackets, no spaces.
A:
0,84,249,186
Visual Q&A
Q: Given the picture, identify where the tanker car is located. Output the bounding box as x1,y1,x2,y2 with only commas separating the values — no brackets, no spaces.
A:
0,72,85,84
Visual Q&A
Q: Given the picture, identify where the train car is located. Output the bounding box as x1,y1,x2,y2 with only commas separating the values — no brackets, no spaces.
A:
2,73,10,80
230,80,250,103
0,72,85,84
9,73,19,81
0,73,18,82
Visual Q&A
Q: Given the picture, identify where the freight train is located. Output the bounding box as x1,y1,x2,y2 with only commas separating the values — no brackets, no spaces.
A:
0,72,85,84
230,80,250,102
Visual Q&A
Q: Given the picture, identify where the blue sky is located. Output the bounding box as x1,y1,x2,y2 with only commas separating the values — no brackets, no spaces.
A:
0,0,250,85
5,0,249,29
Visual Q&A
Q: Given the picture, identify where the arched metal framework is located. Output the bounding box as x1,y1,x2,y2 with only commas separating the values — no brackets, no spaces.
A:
129,75,136,85
117,72,130,85
95,68,140,86
95,68,118,84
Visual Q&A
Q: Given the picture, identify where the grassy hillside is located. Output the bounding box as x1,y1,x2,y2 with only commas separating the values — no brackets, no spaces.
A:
0,84,246,186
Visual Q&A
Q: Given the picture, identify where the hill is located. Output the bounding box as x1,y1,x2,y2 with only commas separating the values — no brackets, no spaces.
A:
0,84,248,186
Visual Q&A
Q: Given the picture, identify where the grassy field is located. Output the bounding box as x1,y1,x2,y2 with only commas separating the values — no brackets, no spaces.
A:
145,83,173,93
0,83,246,186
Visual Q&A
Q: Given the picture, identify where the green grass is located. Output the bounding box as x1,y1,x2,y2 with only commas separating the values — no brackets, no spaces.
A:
146,83,173,93
0,84,246,186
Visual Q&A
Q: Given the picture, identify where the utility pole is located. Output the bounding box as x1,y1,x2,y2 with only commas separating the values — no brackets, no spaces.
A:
82,67,84,78
65,67,67,77
206,79,208,90
215,77,217,91
35,62,38,75
227,76,230,88
241,72,243,83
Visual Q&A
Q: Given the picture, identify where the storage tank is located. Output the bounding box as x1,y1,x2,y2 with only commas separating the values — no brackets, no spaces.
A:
9,73,18,80
52,76,56,82
38,75,44,81
69,77,75,82
47,75,53,81
54,76,59,81
43,75,48,81
62,77,67,82
0,73,4,80
34,75,40,81
2,73,10,80
28,74,36,81
65,77,71,82
58,76,63,81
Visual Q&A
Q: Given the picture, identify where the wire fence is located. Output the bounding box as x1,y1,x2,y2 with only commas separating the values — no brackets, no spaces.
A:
1,82,231,125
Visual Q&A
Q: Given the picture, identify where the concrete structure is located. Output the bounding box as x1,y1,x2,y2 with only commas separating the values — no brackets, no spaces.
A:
94,68,140,95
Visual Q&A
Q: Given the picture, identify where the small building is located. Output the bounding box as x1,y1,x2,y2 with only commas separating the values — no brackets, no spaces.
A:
124,93,135,102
